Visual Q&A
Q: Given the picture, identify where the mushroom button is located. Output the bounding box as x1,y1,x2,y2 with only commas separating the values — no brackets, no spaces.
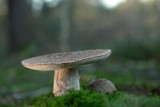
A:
21,49,111,96
85,79,116,94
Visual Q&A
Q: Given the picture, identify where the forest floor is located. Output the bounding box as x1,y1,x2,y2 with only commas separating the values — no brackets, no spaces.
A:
0,59,160,106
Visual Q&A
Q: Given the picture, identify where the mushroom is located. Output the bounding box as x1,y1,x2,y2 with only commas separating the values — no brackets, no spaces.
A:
85,79,116,94
21,49,111,96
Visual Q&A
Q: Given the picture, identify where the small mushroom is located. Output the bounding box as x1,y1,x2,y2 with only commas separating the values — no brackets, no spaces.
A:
85,79,116,94
21,49,111,96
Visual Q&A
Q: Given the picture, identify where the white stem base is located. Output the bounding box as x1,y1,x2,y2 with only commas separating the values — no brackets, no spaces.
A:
53,67,80,96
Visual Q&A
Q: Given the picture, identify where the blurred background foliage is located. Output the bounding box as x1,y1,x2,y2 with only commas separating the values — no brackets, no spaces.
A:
1,0,160,60
0,0,160,105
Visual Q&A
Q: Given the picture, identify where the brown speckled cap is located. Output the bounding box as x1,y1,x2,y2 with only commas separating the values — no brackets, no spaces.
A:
21,49,111,71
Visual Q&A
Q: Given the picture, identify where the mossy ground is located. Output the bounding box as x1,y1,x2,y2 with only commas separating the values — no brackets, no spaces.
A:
22,90,160,107
0,60,160,107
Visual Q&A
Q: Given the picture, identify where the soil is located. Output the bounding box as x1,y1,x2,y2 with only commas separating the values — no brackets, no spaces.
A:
120,85,160,96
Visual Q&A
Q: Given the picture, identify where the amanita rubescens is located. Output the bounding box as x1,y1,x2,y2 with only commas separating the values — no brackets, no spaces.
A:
21,49,111,96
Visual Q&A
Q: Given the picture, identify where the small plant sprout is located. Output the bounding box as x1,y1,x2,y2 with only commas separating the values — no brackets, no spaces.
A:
21,49,111,96
85,79,116,94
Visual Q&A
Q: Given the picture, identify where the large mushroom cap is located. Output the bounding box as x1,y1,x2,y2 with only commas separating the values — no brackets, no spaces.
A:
22,49,111,71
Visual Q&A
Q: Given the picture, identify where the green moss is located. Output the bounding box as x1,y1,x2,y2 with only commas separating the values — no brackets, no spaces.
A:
28,90,106,107
24,90,160,107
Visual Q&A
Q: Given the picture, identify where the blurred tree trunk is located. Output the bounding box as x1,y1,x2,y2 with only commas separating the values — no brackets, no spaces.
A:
155,0,160,37
59,0,71,52
8,0,32,52
126,0,140,40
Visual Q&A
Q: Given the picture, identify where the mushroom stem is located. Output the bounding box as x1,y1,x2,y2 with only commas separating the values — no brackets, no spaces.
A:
53,67,80,96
